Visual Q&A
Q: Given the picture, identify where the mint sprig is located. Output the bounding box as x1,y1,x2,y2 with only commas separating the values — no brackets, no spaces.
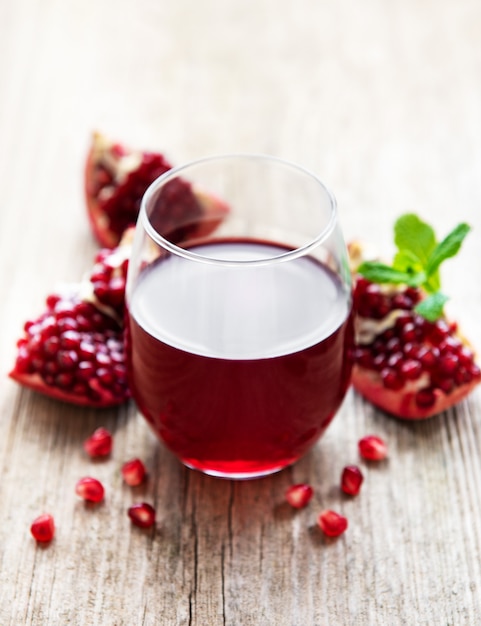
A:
357,213,471,321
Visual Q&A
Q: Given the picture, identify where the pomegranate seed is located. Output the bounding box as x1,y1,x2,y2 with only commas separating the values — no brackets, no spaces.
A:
341,465,364,495
438,336,462,354
400,322,417,343
437,377,454,394
43,336,60,356
57,350,79,370
405,286,421,303
30,513,55,542
400,359,422,380
372,354,387,371
387,352,403,368
354,348,374,368
418,346,440,368
403,342,419,358
128,502,156,528
358,435,388,461
75,477,105,503
381,367,404,390
317,510,348,537
385,338,402,354
55,372,74,388
415,387,437,408
392,293,413,310
285,483,314,508
438,354,458,375
121,458,147,486
83,427,113,457
46,294,61,308
60,330,82,349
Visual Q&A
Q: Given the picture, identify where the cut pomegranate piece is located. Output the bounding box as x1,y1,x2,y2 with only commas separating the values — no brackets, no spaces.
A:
358,435,388,461
352,278,481,419
9,294,128,407
128,502,156,528
83,427,113,458
121,458,147,486
285,483,314,508
340,465,364,495
317,510,348,537
349,233,481,420
9,234,132,408
30,513,55,542
75,477,105,503
84,131,229,248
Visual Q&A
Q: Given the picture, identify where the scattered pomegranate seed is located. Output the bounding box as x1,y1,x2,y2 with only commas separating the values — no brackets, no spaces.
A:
358,435,388,461
317,510,348,537
121,458,147,486
341,465,364,495
75,477,105,503
285,483,314,508
128,502,156,528
83,427,113,457
30,513,55,542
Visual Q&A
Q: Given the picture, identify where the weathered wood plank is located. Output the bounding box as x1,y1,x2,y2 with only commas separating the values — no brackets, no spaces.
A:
1,0,481,623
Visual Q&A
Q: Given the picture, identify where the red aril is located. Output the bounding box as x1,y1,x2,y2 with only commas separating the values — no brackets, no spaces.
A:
317,510,348,537
84,132,229,248
340,465,364,495
121,458,147,486
75,477,105,503
30,513,55,542
84,427,113,458
128,502,156,528
285,483,314,508
358,435,388,461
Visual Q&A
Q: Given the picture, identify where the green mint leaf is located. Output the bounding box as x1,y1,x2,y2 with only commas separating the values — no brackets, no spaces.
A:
425,222,471,278
392,249,442,291
392,249,424,273
423,272,441,294
392,249,440,292
394,213,437,266
357,261,426,286
414,292,449,321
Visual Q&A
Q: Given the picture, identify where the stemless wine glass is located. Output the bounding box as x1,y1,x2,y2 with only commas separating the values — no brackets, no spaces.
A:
125,154,353,479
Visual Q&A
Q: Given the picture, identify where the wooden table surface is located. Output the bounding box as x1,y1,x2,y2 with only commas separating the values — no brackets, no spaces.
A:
2,0,481,624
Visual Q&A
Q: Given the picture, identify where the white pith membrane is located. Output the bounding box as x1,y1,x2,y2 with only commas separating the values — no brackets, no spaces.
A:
91,131,143,193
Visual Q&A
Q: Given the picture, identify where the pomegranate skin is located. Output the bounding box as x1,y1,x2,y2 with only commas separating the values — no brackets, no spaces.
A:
352,364,479,420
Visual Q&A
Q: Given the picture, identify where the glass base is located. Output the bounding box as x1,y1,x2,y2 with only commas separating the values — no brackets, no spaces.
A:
182,459,295,480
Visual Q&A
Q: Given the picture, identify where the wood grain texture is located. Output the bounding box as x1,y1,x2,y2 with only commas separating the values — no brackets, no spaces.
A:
1,0,481,624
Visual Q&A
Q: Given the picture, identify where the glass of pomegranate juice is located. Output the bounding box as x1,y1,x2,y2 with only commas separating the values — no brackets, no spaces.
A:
125,154,353,479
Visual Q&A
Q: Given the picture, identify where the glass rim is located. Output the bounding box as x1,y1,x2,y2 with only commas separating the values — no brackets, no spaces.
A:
140,153,338,267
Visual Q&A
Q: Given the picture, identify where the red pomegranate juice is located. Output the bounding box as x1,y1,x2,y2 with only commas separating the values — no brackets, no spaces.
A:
126,240,353,477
